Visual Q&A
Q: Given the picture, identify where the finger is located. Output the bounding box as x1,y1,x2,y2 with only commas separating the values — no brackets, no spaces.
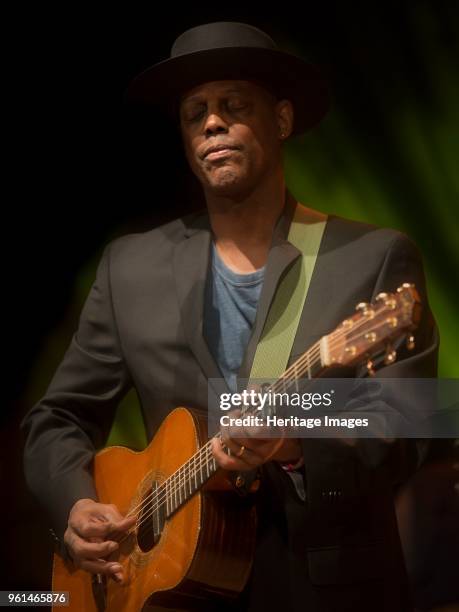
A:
100,503,136,524
79,558,124,577
223,436,262,465
211,438,260,471
107,514,138,535
72,513,136,539
92,504,138,530
65,532,120,561
224,415,269,441
226,435,289,464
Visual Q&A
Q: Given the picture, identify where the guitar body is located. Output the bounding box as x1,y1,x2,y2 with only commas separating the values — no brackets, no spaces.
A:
52,407,257,611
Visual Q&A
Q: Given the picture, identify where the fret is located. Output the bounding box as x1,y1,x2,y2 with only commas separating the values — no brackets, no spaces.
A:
200,452,205,485
193,457,199,489
164,478,171,516
188,458,193,496
162,447,220,519
182,471,187,500
181,465,188,502
166,477,173,515
177,472,183,506
173,473,178,511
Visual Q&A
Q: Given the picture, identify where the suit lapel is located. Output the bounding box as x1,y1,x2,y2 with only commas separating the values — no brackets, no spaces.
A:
172,212,228,390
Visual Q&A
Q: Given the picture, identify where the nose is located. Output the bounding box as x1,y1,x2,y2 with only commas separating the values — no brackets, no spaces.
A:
204,112,229,136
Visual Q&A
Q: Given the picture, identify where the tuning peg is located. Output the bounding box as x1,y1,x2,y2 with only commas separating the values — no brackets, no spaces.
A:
397,283,414,292
366,359,375,376
384,344,397,365
375,292,396,309
406,334,415,350
356,302,375,317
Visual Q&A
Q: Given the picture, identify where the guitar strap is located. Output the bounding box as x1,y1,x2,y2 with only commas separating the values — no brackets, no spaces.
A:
232,203,327,496
249,203,328,382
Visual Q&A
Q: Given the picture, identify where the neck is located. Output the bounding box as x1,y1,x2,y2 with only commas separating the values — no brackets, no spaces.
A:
203,169,292,273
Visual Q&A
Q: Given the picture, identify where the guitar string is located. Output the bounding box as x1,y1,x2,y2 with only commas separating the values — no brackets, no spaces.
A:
116,304,408,536
117,437,220,544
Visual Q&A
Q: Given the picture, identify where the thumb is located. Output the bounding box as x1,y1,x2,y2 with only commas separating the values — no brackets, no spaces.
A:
111,513,137,530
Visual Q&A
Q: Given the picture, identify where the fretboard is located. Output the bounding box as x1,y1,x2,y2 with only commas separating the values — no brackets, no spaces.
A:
158,441,218,518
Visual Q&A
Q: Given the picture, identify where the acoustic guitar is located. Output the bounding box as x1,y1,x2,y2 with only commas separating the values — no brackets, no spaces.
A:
52,283,421,611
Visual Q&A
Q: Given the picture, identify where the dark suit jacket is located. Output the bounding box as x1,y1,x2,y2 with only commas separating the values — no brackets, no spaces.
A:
20,191,439,612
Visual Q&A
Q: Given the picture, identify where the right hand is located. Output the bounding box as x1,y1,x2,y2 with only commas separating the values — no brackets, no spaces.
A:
63,498,137,582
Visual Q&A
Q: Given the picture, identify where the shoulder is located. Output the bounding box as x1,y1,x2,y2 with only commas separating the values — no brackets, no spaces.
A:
324,213,422,261
103,209,208,267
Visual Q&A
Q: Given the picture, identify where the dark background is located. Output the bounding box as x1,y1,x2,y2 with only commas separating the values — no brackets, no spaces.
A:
3,2,458,610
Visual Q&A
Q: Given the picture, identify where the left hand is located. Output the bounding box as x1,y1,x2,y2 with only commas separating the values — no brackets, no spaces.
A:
210,429,302,472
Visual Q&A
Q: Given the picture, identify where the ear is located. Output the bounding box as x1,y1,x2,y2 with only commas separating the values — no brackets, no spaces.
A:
276,99,294,140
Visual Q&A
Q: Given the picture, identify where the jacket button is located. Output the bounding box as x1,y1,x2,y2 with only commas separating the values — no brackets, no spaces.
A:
235,475,245,488
321,489,343,502
49,528,60,544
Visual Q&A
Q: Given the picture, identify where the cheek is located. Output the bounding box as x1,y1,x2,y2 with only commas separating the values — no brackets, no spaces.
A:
183,135,196,159
243,126,276,167
180,127,197,159
182,137,201,173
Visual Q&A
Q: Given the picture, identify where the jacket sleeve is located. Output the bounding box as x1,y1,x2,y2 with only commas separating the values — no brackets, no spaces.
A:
301,231,440,505
20,240,133,545
351,231,439,481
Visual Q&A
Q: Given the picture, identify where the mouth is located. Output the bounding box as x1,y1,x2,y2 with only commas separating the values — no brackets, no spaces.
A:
205,148,238,161
202,145,240,161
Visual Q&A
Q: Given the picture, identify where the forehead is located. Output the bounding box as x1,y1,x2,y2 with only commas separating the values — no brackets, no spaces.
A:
179,79,268,105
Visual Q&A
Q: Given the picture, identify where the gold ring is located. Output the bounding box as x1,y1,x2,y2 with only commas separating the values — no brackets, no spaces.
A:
236,445,246,458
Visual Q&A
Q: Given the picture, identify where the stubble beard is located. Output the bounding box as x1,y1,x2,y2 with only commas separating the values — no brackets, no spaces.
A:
200,157,256,200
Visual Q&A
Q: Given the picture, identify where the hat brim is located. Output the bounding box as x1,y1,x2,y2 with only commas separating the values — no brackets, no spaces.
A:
125,46,331,135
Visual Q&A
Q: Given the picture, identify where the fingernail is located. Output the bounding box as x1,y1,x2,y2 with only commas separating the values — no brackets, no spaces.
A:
110,564,122,572
113,572,123,583
108,542,118,551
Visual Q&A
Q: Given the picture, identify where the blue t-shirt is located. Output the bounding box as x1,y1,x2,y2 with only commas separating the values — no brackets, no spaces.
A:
203,240,265,392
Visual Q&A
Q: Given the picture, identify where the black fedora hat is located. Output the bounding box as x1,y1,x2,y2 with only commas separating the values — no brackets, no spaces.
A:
126,21,331,136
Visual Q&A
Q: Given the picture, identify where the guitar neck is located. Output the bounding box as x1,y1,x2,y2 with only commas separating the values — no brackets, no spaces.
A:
162,440,218,518
264,339,323,395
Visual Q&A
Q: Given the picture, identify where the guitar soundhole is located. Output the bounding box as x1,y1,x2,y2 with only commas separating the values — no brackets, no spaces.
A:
136,479,166,553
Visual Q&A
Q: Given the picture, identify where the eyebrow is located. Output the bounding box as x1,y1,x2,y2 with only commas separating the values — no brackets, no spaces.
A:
181,87,248,105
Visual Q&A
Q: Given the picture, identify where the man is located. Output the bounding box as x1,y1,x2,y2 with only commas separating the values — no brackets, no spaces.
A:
21,22,438,612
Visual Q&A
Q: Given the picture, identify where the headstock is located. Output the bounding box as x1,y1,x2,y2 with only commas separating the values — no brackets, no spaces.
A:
321,283,421,374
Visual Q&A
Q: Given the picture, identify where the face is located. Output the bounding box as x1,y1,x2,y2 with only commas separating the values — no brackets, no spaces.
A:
178,79,293,198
